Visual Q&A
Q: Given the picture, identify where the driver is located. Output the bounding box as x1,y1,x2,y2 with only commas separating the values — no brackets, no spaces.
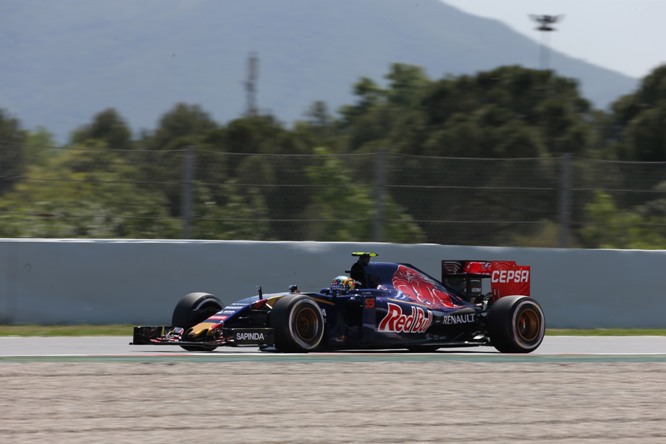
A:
330,275,361,293
350,252,377,287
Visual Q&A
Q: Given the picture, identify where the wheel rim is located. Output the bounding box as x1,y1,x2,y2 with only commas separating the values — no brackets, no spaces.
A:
515,306,541,343
294,306,319,342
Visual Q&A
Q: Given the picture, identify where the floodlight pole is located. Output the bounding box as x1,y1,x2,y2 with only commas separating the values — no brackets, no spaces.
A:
245,52,259,116
529,15,562,70
530,15,571,247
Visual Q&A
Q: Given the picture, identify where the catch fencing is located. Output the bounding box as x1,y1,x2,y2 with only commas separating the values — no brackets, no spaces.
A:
2,144,666,247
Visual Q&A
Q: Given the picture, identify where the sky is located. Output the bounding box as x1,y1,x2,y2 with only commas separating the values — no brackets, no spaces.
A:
442,0,666,79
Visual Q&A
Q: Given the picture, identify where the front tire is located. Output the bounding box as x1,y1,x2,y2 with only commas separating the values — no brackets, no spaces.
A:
172,292,224,352
269,294,325,352
487,296,545,353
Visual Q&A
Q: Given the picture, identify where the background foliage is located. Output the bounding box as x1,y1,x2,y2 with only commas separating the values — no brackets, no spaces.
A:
2,64,666,248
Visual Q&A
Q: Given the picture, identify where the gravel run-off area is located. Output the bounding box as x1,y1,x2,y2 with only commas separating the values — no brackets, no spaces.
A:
1,361,665,443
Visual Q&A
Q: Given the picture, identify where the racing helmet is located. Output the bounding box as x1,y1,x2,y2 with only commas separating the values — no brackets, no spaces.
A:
331,275,361,292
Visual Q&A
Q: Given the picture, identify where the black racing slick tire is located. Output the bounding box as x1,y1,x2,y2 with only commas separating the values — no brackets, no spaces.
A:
172,292,224,352
487,296,545,353
269,294,325,353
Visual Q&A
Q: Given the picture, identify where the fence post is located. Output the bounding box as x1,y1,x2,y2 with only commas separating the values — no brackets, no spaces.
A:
558,153,572,248
373,150,387,242
182,145,195,239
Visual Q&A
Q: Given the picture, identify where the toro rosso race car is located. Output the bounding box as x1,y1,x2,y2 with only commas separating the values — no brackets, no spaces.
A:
132,252,545,353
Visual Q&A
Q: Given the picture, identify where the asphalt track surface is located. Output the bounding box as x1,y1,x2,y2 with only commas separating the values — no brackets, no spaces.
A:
1,335,666,361
2,337,666,443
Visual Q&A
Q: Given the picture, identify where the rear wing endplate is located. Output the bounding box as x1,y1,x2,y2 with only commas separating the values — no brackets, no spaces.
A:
442,260,530,300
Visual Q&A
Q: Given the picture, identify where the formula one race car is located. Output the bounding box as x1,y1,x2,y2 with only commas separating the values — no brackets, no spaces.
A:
132,252,545,353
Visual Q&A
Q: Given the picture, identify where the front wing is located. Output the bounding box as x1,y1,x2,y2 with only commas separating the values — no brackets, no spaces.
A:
131,326,275,347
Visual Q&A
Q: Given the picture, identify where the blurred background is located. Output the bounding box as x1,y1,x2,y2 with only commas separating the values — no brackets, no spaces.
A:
2,0,666,249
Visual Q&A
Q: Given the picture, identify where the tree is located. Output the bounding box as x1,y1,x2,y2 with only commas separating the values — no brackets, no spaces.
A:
333,65,597,245
0,109,27,195
192,182,270,240
0,142,179,238
146,103,218,151
223,114,300,156
302,147,424,242
599,64,666,212
304,100,333,128
339,64,431,153
610,64,666,162
293,100,341,151
385,63,430,108
577,191,666,249
339,77,386,127
139,103,221,217
621,105,666,162
421,66,594,158
25,127,58,167
70,108,133,150
220,114,321,240
422,106,545,158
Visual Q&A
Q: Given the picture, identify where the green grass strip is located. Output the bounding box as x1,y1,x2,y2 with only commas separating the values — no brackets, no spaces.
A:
546,328,666,336
0,324,134,336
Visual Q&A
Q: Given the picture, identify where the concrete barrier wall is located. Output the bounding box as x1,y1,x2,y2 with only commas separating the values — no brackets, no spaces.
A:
1,239,665,328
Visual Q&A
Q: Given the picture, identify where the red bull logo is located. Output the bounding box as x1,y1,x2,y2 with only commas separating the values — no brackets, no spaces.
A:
378,303,432,333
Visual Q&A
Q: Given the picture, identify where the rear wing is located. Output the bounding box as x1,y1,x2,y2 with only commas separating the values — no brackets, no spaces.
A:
442,260,530,301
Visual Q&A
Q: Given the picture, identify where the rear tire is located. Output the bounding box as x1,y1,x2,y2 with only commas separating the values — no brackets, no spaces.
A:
487,296,545,353
269,294,325,352
172,292,224,352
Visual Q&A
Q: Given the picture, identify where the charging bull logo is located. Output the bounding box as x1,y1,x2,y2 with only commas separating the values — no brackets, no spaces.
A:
378,303,432,333
392,264,462,308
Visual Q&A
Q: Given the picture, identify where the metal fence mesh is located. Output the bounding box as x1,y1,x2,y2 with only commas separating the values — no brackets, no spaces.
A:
2,143,666,246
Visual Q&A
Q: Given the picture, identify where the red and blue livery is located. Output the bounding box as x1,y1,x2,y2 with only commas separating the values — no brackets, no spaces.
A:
132,252,545,353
